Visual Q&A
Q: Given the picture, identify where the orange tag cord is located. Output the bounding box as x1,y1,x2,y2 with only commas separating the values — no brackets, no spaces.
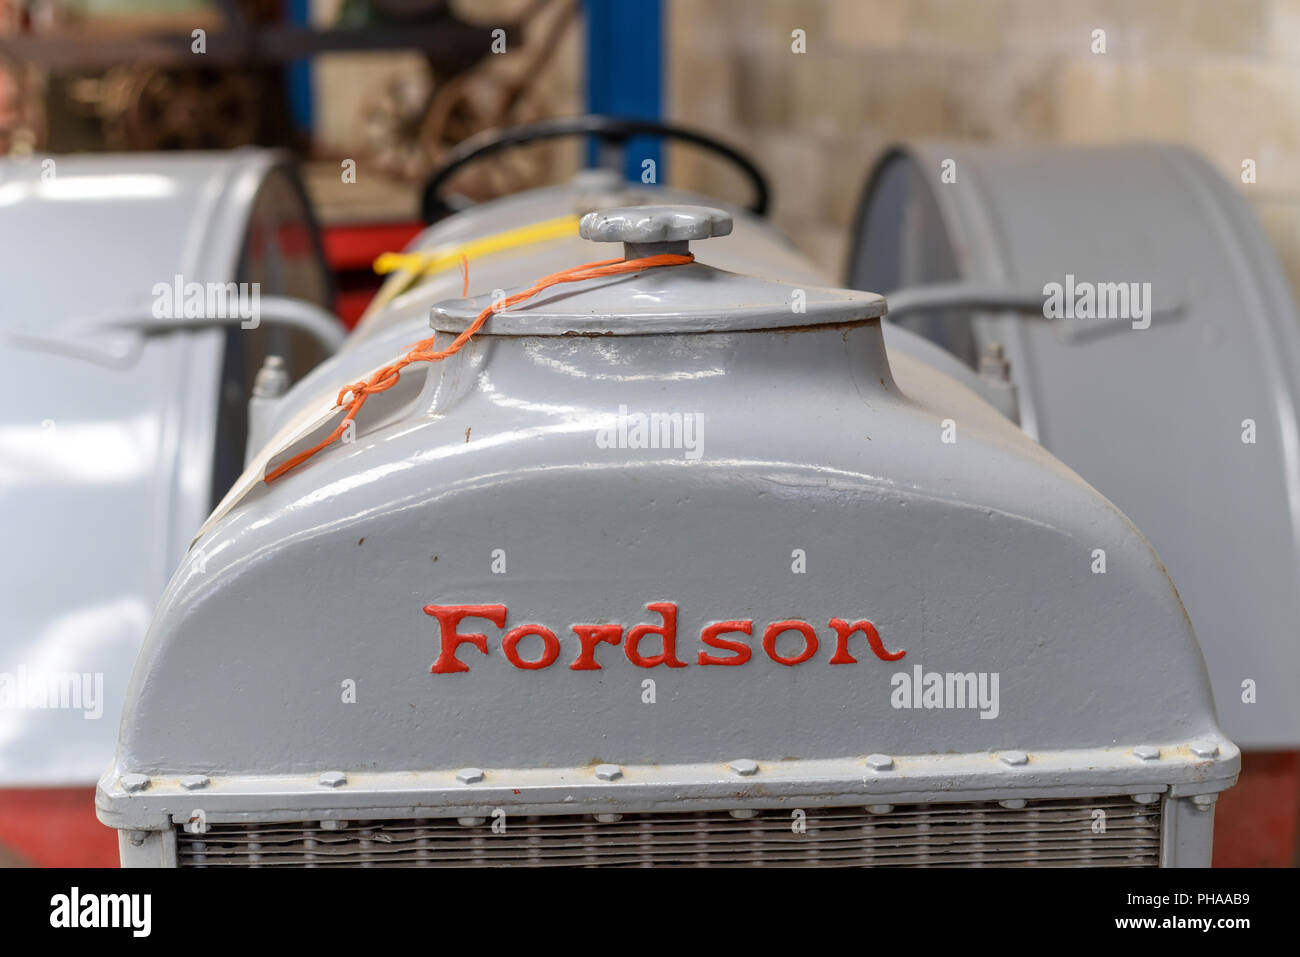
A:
264,252,695,483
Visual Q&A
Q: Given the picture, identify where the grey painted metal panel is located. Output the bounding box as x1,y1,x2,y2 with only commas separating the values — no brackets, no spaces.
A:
99,203,1236,867
0,150,323,784
1160,796,1217,868
851,143,1300,748
117,827,177,868
349,181,828,347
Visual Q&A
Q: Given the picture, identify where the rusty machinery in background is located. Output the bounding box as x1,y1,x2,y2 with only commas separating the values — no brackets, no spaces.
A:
0,0,45,153
0,0,567,159
352,0,577,190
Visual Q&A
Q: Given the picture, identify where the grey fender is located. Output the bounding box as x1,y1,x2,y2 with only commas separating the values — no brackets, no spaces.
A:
851,142,1300,748
1,150,331,784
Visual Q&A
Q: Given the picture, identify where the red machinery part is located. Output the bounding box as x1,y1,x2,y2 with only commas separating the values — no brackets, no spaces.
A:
0,788,119,867
1213,752,1300,868
321,221,424,329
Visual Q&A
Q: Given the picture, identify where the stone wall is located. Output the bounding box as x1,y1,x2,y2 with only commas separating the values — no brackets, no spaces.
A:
667,0,1300,293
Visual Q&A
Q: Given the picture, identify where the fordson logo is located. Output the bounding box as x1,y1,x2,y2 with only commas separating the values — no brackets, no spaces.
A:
424,602,905,673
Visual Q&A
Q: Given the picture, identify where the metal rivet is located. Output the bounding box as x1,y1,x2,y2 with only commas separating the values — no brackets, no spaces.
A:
729,809,758,819
457,816,486,827
1190,740,1219,758
1192,793,1218,810
868,804,894,815
594,812,623,823
127,830,148,847
180,775,210,790
594,764,623,781
318,770,346,788
865,753,894,771
999,798,1027,809
121,773,150,793
1132,793,1160,805
729,758,759,776
1133,745,1161,761
456,767,485,784
998,750,1029,766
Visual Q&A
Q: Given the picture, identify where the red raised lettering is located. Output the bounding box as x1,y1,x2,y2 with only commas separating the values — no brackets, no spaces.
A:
426,604,507,674
570,624,623,671
698,620,753,666
828,617,905,663
762,620,818,666
625,602,687,668
502,624,561,670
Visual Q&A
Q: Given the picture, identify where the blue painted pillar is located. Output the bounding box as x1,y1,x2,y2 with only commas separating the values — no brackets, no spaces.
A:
584,0,664,183
287,0,315,136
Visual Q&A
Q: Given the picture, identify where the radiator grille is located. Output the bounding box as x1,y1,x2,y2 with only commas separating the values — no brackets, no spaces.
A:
177,796,1161,867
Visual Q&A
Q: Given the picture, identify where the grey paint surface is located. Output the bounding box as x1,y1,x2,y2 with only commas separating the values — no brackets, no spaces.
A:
245,181,832,460
100,202,1236,863
852,143,1300,748
0,150,328,784
579,204,734,242
350,182,827,344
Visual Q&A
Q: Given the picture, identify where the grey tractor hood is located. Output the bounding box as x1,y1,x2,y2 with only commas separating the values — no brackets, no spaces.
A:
430,205,885,337
99,205,1236,832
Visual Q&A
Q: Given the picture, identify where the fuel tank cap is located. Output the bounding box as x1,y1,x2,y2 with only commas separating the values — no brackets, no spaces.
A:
429,204,885,337
579,204,733,256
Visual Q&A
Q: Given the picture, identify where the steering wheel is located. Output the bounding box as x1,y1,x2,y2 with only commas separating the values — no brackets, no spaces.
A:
419,115,770,223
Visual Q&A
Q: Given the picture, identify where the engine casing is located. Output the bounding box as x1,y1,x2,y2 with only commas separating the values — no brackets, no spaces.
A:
97,190,1237,867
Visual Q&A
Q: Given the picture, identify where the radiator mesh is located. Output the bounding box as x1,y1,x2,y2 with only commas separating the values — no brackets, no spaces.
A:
177,796,1161,867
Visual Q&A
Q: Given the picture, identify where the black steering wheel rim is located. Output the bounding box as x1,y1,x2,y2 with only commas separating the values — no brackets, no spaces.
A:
420,114,770,223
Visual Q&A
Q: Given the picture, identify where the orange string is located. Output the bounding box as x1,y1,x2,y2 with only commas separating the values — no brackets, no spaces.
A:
459,253,469,297
264,251,695,483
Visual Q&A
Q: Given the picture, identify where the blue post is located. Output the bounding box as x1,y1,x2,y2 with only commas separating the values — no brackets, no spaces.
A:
584,0,663,184
287,0,314,137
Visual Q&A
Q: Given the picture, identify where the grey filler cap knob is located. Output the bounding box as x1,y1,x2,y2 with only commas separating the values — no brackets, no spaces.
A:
431,202,885,336
579,205,733,257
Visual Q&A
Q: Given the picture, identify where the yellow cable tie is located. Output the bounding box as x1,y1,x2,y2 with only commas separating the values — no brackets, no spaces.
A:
372,215,581,278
